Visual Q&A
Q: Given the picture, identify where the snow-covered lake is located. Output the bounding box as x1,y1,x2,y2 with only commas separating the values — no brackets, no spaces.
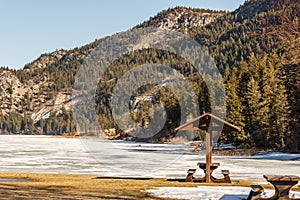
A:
0,135,299,199
0,135,298,179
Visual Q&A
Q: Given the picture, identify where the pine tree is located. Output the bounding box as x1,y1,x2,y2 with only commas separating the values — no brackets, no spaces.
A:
224,67,246,144
246,76,268,148
261,60,290,150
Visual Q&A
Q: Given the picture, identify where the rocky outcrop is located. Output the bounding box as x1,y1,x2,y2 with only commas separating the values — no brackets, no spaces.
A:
0,69,73,121
0,70,29,115
136,7,225,33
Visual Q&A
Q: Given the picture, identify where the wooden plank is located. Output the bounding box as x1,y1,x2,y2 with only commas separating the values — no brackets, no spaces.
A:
263,175,300,181
175,113,241,132
197,163,220,167
177,123,200,131
197,163,206,167
250,185,264,193
187,169,196,173
221,170,230,175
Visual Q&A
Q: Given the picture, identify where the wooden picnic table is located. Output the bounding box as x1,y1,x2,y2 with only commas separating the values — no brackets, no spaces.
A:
194,162,231,183
263,175,300,200
175,113,240,183
247,175,300,200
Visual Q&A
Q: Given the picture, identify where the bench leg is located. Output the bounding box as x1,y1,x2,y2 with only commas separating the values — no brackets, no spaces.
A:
269,180,298,200
223,173,231,183
247,185,264,200
247,190,264,200
211,170,231,183
185,173,195,182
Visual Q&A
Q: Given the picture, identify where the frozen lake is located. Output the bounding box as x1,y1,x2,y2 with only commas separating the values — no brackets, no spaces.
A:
0,135,299,180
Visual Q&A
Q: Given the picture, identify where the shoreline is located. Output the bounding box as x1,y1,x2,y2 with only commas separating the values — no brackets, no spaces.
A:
0,172,299,199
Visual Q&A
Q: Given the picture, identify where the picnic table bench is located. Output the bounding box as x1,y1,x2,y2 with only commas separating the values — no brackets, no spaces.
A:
247,175,300,200
185,163,231,183
247,185,264,200
185,169,196,182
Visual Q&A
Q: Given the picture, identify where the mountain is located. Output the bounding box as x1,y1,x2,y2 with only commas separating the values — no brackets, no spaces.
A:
0,7,225,132
0,0,299,151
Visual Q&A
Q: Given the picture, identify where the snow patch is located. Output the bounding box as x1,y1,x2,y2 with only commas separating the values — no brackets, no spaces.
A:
251,152,300,161
147,186,300,200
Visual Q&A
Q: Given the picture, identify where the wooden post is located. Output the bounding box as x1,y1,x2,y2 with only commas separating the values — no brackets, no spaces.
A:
205,131,212,183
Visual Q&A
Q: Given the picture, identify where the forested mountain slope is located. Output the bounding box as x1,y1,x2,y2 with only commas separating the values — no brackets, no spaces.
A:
0,0,299,151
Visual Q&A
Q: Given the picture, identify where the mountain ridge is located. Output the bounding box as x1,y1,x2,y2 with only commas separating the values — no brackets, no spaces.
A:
0,0,299,150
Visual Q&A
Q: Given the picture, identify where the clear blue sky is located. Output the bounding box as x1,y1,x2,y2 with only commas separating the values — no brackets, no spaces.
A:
0,0,245,69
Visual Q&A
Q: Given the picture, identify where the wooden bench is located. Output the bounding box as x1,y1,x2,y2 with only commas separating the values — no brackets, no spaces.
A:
210,169,232,183
247,185,264,200
247,175,300,200
185,169,196,182
221,170,231,183
185,163,232,183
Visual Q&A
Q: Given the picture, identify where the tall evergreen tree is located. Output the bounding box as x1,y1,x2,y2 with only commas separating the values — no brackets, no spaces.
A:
223,67,246,144
246,76,268,148
261,60,290,150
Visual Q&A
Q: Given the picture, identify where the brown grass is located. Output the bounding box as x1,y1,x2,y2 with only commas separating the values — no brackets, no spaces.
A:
0,172,298,199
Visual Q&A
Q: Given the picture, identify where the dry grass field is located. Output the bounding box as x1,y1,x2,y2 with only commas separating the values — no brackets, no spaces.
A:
0,172,299,199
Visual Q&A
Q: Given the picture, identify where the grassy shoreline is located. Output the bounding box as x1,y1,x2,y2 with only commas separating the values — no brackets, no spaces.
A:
0,172,299,199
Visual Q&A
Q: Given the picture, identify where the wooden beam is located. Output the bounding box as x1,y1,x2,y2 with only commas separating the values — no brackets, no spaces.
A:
205,131,212,183
175,113,241,132
177,123,200,131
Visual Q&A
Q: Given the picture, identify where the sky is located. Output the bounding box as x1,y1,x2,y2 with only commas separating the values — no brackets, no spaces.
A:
0,0,245,69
